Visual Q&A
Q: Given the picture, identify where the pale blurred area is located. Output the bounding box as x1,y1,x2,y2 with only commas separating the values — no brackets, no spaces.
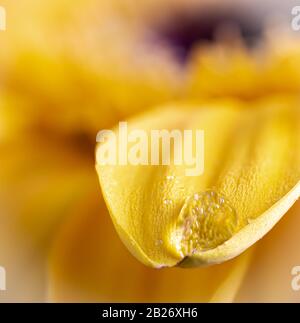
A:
0,0,300,302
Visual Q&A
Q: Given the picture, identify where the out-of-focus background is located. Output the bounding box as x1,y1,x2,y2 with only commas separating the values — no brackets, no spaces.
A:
0,0,300,302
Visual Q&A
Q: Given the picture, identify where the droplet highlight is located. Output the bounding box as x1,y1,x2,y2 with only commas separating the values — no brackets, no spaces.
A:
166,175,175,181
172,190,240,256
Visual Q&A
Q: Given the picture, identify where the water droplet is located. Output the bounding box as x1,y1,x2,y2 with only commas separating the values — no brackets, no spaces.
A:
171,190,240,256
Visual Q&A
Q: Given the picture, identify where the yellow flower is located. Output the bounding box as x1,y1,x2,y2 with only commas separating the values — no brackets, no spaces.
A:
1,0,181,135
186,35,300,100
96,97,300,268
48,189,253,302
0,0,300,303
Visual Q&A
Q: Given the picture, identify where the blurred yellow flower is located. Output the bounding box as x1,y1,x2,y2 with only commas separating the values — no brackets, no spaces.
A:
0,0,299,303
96,97,300,268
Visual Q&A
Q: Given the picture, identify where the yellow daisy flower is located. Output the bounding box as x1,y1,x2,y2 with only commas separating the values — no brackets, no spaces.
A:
0,0,299,303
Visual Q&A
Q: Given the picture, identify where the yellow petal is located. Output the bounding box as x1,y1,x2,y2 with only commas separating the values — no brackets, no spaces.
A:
1,0,180,136
187,39,300,100
96,96,300,268
236,200,300,302
48,188,253,302
0,135,95,247
0,136,95,301
209,247,254,303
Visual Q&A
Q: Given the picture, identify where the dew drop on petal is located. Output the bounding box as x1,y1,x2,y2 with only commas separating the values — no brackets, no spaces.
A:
171,190,240,256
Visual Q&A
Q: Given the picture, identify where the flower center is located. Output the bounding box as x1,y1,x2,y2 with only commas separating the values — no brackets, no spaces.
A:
153,8,263,62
